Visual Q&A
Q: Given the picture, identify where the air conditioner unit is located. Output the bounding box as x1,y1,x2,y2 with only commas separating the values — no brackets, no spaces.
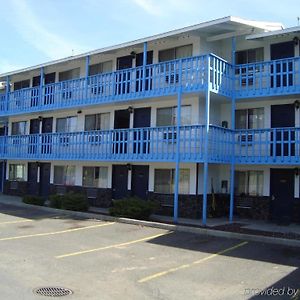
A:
0,82,6,90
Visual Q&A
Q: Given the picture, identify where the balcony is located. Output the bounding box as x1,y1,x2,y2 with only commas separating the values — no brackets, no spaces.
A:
0,125,206,162
234,56,300,98
0,55,210,117
1,126,300,164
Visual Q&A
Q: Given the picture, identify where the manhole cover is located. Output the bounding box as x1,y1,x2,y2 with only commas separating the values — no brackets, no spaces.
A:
33,287,73,297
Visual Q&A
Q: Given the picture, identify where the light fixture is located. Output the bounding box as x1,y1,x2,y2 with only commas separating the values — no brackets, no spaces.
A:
294,100,300,110
126,163,132,171
127,106,134,114
77,110,82,114
295,168,299,176
38,116,43,121
130,51,136,58
293,36,299,46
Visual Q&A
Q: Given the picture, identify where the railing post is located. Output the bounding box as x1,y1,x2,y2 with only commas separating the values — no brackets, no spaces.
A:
39,67,44,107
85,55,90,99
202,55,211,226
5,76,10,112
229,36,236,223
142,42,147,92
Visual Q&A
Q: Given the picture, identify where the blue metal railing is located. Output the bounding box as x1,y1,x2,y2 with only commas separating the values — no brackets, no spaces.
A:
0,125,206,162
234,127,300,164
234,56,300,98
0,55,209,116
2,125,299,164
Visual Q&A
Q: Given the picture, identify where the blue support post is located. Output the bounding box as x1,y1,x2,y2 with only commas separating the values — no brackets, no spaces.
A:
5,76,9,112
85,55,90,98
174,88,182,223
229,36,236,223
39,67,44,107
142,42,147,92
202,55,211,226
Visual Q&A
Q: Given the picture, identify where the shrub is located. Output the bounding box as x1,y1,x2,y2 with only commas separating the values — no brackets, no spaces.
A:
61,192,89,212
109,197,155,220
22,195,45,206
49,194,64,209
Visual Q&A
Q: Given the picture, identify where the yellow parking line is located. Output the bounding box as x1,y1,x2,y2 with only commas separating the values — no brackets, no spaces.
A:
56,232,170,259
0,222,115,241
0,219,33,225
138,241,248,283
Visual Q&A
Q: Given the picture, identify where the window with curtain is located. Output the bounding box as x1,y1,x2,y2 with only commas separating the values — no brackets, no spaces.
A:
56,116,77,133
54,165,76,185
154,169,190,194
82,166,108,188
156,105,191,126
84,113,110,131
158,44,193,62
235,108,264,129
58,68,80,81
235,48,264,65
89,61,113,76
9,164,25,181
11,121,27,135
234,170,264,196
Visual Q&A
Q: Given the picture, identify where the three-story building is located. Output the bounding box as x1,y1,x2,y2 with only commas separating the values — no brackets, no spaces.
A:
1,16,299,225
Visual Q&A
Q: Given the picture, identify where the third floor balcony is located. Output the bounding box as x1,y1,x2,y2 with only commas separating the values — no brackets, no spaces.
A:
1,54,300,117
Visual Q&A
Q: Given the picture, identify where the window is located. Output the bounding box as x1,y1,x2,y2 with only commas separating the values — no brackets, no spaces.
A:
89,61,113,76
235,171,263,196
14,80,30,91
56,116,77,132
235,108,264,129
236,48,264,65
9,164,25,181
58,68,80,81
159,44,193,62
82,166,108,188
154,169,190,194
11,121,27,135
157,106,191,126
54,165,76,185
84,113,110,131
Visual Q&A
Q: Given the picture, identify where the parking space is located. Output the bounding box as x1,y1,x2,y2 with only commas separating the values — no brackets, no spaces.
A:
0,203,300,300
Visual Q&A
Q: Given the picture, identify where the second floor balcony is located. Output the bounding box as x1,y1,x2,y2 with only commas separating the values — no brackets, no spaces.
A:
1,125,300,165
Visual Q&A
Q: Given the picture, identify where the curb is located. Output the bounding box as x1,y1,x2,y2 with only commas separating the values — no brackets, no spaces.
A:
1,199,300,248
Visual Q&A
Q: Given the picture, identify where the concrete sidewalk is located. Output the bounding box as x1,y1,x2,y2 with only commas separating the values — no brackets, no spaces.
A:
1,193,300,247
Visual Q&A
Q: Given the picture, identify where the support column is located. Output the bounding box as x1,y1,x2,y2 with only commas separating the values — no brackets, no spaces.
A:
173,88,182,223
229,37,236,223
5,76,9,111
39,67,44,106
85,55,90,98
202,55,211,226
142,42,147,92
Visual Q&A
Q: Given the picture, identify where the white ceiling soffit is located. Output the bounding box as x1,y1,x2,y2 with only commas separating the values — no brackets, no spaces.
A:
246,26,300,40
0,16,284,79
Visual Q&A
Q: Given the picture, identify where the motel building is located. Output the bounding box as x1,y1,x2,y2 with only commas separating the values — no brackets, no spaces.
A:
0,16,300,226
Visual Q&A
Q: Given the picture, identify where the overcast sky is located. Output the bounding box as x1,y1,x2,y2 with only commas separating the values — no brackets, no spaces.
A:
0,0,299,73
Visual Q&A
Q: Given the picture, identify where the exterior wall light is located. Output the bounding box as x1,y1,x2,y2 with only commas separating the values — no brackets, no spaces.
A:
127,106,134,114
294,100,300,109
294,168,299,176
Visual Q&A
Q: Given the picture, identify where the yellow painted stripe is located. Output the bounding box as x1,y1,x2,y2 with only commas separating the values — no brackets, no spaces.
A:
0,219,33,225
138,241,248,283
0,222,115,241
56,232,169,259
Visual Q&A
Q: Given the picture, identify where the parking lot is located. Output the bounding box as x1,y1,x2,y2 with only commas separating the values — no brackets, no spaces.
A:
0,202,299,300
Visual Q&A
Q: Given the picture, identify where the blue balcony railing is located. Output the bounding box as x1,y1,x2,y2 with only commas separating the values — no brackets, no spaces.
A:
234,56,300,98
1,126,300,164
234,127,300,164
0,55,209,117
0,125,206,162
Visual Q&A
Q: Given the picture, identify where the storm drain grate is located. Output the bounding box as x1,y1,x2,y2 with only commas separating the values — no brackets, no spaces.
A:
33,287,73,297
